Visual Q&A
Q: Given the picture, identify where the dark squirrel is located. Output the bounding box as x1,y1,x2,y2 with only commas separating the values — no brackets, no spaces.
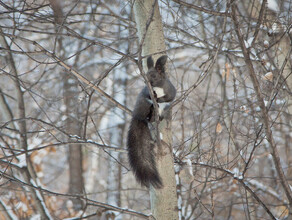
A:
127,55,176,188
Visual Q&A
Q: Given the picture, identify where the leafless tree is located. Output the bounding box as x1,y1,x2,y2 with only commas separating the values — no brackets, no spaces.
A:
0,0,291,219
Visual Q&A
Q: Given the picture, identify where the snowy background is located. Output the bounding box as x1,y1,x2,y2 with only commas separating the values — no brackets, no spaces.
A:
0,0,291,219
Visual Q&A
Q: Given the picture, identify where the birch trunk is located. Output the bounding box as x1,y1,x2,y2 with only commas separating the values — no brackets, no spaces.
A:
133,1,178,219
106,68,127,218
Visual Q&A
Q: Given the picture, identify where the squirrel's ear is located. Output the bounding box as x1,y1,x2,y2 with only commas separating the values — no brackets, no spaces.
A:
155,55,167,73
147,56,154,69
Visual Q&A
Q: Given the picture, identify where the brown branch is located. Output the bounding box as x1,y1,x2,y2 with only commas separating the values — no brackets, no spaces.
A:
231,3,292,206
0,27,52,219
190,162,276,219
250,0,267,48
170,0,230,109
0,31,133,115
172,0,230,17
30,40,132,115
0,171,151,219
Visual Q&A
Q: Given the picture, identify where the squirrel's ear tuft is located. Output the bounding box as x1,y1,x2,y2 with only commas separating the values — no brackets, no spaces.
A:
147,56,154,70
155,55,167,73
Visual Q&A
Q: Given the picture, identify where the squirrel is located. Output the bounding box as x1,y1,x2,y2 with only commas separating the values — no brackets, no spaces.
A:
127,55,176,188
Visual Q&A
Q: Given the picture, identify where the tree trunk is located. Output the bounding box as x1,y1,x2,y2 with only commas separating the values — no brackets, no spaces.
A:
48,0,85,210
64,74,84,210
133,1,178,219
106,69,127,216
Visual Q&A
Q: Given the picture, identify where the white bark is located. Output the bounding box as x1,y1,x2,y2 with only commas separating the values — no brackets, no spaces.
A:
106,68,127,219
134,0,166,61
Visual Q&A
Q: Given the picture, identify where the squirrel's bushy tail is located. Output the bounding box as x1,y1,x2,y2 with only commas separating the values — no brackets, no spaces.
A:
127,118,162,188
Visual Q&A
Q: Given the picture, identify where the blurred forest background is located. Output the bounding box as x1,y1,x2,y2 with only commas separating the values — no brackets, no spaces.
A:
0,0,292,219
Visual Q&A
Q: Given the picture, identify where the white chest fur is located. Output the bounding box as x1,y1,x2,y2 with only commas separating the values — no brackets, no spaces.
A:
153,87,165,98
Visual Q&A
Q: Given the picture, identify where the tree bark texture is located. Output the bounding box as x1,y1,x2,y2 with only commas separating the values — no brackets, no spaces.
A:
133,1,178,219
106,68,127,212
49,0,85,210
64,74,84,210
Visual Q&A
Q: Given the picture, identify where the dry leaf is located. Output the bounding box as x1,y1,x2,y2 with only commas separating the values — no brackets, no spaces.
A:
35,164,42,173
216,123,223,133
49,146,57,153
275,205,289,218
262,72,273,82
222,63,231,81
